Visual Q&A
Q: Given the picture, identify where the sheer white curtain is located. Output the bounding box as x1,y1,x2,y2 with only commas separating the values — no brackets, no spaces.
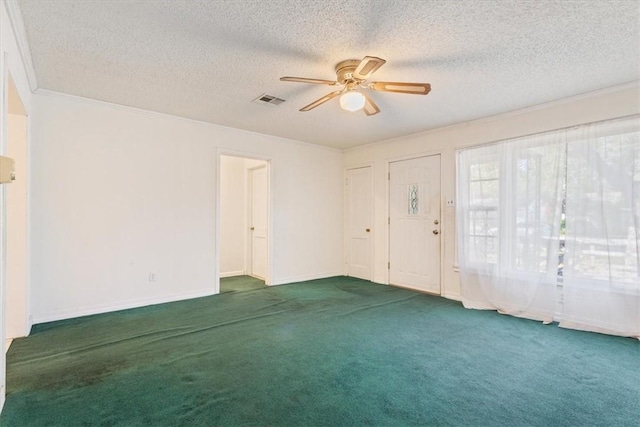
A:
561,118,640,337
457,116,640,337
456,134,566,322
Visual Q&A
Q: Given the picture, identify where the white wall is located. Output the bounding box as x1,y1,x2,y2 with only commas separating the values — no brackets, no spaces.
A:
219,155,246,276
344,84,640,300
30,91,344,323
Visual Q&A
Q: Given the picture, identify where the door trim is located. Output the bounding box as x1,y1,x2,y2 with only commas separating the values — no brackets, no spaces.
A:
387,153,443,293
215,149,272,294
344,164,374,280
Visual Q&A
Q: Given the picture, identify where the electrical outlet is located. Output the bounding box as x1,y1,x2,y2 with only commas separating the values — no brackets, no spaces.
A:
149,273,157,282
446,200,455,207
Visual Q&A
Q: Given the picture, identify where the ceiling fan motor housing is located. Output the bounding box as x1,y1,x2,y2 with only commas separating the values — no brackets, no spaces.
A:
335,59,362,85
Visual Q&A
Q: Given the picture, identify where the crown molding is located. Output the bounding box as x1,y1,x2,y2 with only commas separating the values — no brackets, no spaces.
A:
34,88,343,154
4,0,37,91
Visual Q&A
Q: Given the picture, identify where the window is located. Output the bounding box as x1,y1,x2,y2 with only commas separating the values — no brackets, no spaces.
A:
456,116,640,337
459,141,632,279
467,155,499,264
458,142,565,276
407,184,419,215
565,131,640,286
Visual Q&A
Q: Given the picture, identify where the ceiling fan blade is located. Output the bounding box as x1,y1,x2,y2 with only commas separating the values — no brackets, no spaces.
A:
362,92,380,116
353,56,386,80
300,90,343,111
369,81,431,95
280,76,338,85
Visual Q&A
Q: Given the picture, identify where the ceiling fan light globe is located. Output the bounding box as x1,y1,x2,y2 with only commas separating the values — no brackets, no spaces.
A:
340,91,366,112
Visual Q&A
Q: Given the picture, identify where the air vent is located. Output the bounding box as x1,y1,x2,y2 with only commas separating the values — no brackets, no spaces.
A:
253,93,286,106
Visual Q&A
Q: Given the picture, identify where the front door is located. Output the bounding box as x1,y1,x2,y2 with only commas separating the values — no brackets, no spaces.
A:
250,166,268,280
389,155,441,293
346,166,373,280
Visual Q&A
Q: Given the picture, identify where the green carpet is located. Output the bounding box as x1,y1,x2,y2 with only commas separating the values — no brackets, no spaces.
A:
1,277,638,426
220,275,266,294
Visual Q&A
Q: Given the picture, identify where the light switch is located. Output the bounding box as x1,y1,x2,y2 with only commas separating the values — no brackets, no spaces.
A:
0,156,15,184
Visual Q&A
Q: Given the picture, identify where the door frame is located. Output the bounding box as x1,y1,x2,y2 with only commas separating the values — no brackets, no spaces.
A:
1,52,33,408
343,164,374,280
0,50,7,410
4,72,29,340
387,151,444,291
215,149,273,294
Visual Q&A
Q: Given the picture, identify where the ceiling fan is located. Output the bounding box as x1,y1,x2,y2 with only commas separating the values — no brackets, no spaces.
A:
280,56,431,116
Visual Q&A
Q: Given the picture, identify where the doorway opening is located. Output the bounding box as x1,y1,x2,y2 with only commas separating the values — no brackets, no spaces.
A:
3,73,29,352
218,155,270,294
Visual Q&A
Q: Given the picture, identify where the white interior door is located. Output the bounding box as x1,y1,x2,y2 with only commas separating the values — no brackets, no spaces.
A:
346,167,373,280
250,166,268,280
389,155,441,293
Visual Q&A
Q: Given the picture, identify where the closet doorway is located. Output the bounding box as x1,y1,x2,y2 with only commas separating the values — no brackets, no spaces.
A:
218,155,270,293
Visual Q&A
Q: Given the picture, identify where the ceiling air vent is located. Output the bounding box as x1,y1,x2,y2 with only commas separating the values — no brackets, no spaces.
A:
253,93,285,106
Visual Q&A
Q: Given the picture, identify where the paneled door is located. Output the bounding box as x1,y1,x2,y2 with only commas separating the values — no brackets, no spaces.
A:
389,155,441,293
346,166,373,280
250,166,268,280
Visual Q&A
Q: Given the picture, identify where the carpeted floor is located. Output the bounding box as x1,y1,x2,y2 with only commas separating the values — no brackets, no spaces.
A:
219,275,266,294
1,276,638,426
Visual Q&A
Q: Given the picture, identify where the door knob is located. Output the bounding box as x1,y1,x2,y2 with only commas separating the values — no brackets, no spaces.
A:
366,228,371,232
434,219,439,225
433,230,439,235
250,227,255,231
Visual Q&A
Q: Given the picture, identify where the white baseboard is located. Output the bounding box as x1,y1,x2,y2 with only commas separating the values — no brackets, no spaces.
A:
270,271,343,286
32,288,217,324
219,270,245,278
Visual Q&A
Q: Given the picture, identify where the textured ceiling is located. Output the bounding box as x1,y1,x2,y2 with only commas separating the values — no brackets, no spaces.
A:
17,0,640,149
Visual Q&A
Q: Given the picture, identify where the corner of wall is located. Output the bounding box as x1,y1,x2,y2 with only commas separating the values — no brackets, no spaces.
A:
3,0,38,91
